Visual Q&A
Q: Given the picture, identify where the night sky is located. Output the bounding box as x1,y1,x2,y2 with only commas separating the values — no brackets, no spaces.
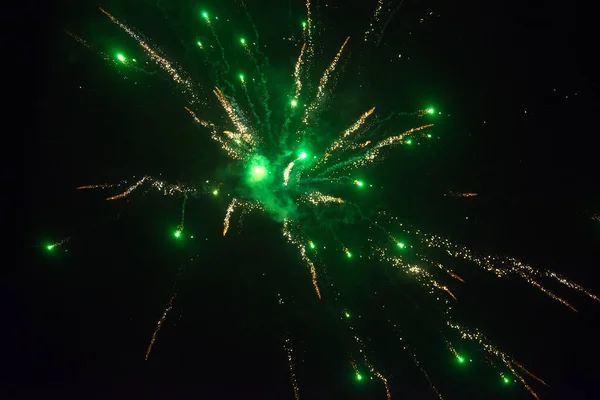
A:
14,0,600,399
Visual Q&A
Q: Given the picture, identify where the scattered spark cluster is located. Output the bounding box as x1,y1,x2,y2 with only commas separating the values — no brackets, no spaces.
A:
55,1,599,399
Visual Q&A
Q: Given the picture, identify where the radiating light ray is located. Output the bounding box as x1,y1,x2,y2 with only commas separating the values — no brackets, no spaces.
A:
302,36,350,125
317,124,434,177
317,107,376,165
201,11,230,76
445,192,478,197
511,359,549,387
177,194,188,232
146,266,185,360
378,247,458,301
213,87,251,136
76,181,125,190
223,198,263,236
66,31,117,66
375,0,405,47
106,176,149,200
421,256,466,283
99,8,202,105
223,198,239,236
346,318,391,399
421,232,596,309
294,43,307,99
304,0,314,58
523,273,578,312
546,271,600,303
283,334,301,400
504,360,541,400
301,192,345,206
240,81,263,131
364,0,386,42
447,321,542,400
184,107,243,159
283,219,321,299
83,176,194,201
45,237,70,251
283,161,295,186
388,320,445,400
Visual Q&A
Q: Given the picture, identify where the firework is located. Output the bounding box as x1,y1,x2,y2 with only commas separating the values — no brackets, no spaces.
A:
61,2,598,399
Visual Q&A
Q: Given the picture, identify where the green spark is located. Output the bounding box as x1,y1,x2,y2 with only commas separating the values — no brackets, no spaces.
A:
202,11,209,19
239,74,245,82
344,312,350,318
240,37,246,45
356,373,362,381
427,133,432,138
290,99,298,107
354,180,364,187
346,250,352,258
406,139,412,145
190,235,194,239
212,189,219,196
298,151,307,160
46,245,54,251
197,41,203,48
302,21,307,28
457,356,465,364
397,242,405,249
309,241,316,249
174,230,182,238
427,107,435,114
116,53,126,63
503,376,510,384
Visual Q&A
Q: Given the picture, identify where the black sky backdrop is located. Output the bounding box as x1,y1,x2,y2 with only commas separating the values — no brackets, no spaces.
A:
13,0,600,399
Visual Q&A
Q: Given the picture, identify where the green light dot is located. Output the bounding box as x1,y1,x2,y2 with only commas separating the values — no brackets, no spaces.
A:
290,99,298,107
240,38,246,45
406,139,412,145
427,133,432,138
190,235,194,239
212,189,218,196
397,242,405,249
354,180,364,187
503,376,510,384
197,41,203,48
298,151,307,160
457,356,465,363
235,139,241,144
116,53,126,63
356,373,362,381
174,230,181,238
202,11,209,19
46,245,54,251
239,74,245,81
344,312,350,318
427,108,435,114
309,241,315,249
302,21,307,28
346,251,352,258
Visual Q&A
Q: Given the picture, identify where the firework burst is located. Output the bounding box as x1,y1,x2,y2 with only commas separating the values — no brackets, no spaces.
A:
60,1,598,399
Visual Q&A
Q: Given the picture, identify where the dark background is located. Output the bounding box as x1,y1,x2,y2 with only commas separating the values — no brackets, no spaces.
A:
12,0,599,399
